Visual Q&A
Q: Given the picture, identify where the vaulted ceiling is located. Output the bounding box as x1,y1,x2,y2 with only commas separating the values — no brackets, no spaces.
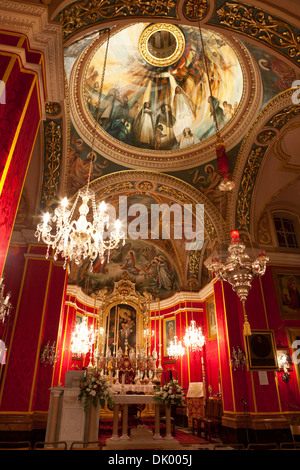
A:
11,0,300,299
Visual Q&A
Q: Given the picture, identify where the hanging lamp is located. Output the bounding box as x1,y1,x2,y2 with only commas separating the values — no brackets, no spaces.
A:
198,20,235,191
35,28,124,270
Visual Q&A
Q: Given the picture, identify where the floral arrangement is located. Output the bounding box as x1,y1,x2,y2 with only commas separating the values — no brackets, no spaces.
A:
154,378,186,408
78,368,114,412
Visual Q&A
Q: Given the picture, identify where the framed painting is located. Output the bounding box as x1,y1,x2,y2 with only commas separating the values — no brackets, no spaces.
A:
206,295,217,340
244,330,278,370
272,267,300,319
163,316,176,357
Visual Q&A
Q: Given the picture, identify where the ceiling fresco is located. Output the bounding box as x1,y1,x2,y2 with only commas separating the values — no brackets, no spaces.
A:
53,6,300,298
82,23,243,151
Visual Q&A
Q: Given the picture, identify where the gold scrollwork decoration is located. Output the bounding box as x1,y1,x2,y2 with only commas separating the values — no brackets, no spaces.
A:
268,104,300,129
236,146,265,230
41,120,62,209
138,181,154,191
188,250,202,278
256,129,277,145
216,2,300,64
182,0,209,22
60,0,177,40
45,101,61,116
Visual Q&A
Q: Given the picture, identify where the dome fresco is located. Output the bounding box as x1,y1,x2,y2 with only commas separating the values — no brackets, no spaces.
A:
82,23,244,152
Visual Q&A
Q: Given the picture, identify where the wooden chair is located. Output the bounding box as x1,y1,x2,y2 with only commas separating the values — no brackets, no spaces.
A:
279,442,300,450
213,443,245,450
279,442,300,449
203,398,223,442
192,398,213,438
70,441,102,450
247,442,278,450
33,441,67,450
0,441,31,450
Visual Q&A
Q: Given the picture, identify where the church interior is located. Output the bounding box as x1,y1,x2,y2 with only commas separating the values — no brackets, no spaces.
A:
0,0,300,451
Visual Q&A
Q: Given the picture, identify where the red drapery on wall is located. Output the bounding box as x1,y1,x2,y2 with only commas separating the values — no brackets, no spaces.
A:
0,42,44,278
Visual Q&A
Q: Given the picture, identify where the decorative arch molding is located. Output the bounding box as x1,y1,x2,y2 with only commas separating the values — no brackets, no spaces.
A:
210,1,300,68
230,87,300,236
88,169,227,286
51,0,300,73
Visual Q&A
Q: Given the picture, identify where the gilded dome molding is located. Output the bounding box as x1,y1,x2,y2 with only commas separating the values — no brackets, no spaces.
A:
69,24,261,171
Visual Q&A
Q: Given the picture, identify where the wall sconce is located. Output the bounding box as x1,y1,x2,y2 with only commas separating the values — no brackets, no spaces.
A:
40,341,58,366
230,346,247,371
277,345,293,382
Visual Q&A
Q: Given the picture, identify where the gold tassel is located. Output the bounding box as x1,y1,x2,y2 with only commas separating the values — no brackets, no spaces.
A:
242,301,251,336
243,318,251,336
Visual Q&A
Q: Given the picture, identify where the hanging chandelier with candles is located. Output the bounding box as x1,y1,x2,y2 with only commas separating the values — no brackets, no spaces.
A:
35,29,124,270
71,316,97,360
206,230,269,336
183,320,205,352
167,336,185,360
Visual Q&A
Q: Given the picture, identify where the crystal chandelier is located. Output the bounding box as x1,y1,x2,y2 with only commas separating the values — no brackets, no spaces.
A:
167,336,185,360
71,316,97,359
183,320,205,352
0,277,13,324
207,230,269,336
35,29,124,270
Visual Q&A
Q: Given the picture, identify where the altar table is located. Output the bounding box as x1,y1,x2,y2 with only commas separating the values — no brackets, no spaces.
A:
106,394,181,450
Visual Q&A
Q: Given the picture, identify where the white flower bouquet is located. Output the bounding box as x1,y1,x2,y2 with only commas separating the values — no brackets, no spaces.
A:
78,368,114,412
154,378,186,408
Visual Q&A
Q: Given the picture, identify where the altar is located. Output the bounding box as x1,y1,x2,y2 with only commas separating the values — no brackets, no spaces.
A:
106,393,181,450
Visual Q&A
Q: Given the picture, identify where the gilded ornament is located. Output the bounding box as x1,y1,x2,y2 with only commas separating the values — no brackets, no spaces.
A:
138,181,154,191
216,2,300,64
41,120,62,209
60,0,177,40
257,129,276,144
268,105,300,129
236,146,265,230
45,101,61,116
183,0,209,21
139,23,185,67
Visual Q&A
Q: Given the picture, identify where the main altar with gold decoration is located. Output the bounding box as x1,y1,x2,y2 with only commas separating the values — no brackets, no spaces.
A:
45,273,182,449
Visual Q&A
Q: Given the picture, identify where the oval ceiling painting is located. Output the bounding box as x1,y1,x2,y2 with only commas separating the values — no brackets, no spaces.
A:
82,23,244,152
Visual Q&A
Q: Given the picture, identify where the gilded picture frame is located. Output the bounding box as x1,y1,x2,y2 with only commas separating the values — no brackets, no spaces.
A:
206,295,217,340
163,316,176,357
272,267,300,319
244,330,278,370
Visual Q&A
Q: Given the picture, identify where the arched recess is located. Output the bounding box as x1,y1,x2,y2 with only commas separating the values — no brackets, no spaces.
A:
67,170,226,296
229,87,300,242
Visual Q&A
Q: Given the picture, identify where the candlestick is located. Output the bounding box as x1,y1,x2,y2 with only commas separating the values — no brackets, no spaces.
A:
230,229,240,243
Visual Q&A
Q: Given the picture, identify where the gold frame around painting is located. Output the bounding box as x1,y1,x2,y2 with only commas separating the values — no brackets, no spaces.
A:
244,329,278,371
272,267,300,319
206,294,217,340
163,316,176,357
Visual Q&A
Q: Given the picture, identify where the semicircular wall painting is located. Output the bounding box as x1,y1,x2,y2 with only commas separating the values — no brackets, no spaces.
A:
83,23,244,151
69,238,181,299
